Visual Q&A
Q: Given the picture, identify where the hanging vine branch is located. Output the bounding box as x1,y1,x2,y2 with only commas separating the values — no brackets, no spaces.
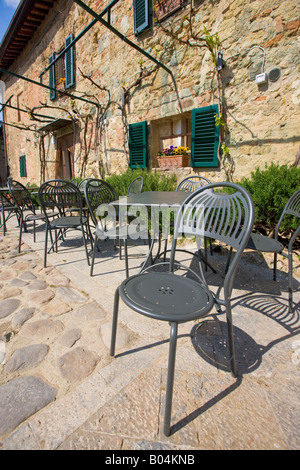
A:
155,4,235,180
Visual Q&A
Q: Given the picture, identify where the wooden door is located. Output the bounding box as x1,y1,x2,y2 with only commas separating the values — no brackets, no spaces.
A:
55,134,74,179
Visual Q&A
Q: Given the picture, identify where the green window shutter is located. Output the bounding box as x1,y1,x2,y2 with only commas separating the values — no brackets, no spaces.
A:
65,34,74,89
19,155,27,177
133,0,151,35
191,105,220,168
49,53,56,101
129,121,148,169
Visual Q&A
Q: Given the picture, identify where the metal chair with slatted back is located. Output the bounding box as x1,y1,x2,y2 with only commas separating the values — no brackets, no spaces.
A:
0,188,19,236
127,176,144,196
84,179,130,277
85,178,145,278
8,179,57,252
163,175,212,265
38,179,90,267
110,182,254,436
245,188,300,313
176,175,211,192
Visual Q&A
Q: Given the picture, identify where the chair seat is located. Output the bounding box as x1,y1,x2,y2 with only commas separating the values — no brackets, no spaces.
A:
26,211,58,222
50,215,88,229
246,232,284,253
1,205,18,211
119,271,214,322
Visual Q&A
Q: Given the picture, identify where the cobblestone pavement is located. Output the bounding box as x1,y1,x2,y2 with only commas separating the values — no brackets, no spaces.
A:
0,215,299,450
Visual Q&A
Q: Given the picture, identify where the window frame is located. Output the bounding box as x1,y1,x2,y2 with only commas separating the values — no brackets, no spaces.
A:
48,34,75,100
133,0,152,35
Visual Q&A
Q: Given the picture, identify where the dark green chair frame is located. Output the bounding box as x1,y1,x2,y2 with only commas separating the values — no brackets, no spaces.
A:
38,179,90,268
8,178,57,252
110,182,254,436
0,189,19,236
245,188,300,313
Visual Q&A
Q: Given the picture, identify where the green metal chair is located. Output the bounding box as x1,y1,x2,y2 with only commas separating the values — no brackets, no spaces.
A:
85,177,144,278
127,176,144,195
163,175,213,269
38,179,90,268
176,175,211,192
84,179,130,277
110,182,254,436
245,188,300,313
8,178,57,252
0,189,19,236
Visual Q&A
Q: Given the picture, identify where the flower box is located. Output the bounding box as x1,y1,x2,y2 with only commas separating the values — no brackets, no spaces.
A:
56,78,66,93
157,154,190,168
154,0,184,22
56,84,66,93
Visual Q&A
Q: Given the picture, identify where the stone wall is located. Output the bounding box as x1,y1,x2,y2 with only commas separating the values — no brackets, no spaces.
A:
2,0,300,184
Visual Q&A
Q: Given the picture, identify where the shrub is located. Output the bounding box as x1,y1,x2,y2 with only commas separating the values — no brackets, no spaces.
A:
105,168,177,196
238,163,300,235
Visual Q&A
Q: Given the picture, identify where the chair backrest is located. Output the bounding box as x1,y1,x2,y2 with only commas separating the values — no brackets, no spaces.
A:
38,179,83,220
275,188,300,247
84,179,118,227
127,176,144,196
0,190,16,208
8,179,35,213
176,176,211,192
170,182,254,295
78,177,94,190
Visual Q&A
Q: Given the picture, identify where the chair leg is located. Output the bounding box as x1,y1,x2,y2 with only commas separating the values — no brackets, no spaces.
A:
81,224,90,266
44,226,49,268
288,252,293,313
164,322,178,437
18,217,23,253
1,209,4,236
123,239,129,278
225,303,237,378
110,287,120,357
273,252,277,281
90,234,98,276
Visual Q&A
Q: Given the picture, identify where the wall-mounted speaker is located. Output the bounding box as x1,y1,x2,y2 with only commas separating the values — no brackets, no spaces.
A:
268,67,281,82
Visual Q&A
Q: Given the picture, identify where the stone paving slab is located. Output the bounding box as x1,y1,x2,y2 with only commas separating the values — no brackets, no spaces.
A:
0,216,299,450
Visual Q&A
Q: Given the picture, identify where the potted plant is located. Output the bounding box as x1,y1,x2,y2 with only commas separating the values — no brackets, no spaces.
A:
157,145,190,168
56,77,66,92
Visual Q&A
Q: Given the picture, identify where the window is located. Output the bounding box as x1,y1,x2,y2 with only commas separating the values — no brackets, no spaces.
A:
19,155,27,177
133,0,152,35
55,47,66,87
191,105,219,168
150,106,219,168
49,34,75,101
150,113,191,166
129,121,148,168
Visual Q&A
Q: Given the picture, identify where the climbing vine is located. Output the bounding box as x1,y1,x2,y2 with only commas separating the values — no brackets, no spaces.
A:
155,4,235,180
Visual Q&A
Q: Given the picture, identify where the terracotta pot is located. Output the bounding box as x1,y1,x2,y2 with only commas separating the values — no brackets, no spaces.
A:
56,83,66,92
157,154,190,168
